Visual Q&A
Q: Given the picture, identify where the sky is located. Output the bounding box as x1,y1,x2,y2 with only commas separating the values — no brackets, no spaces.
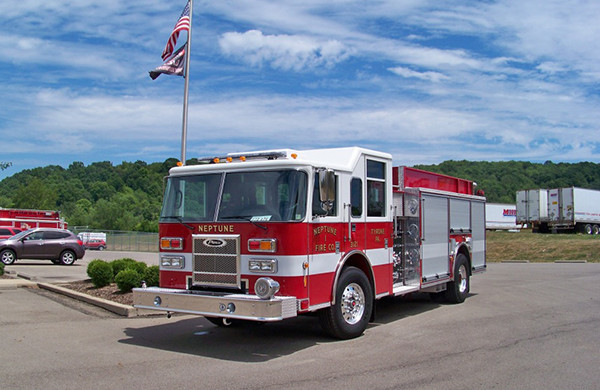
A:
1,0,599,179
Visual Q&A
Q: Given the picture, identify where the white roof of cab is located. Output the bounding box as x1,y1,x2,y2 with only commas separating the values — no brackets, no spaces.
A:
169,146,392,175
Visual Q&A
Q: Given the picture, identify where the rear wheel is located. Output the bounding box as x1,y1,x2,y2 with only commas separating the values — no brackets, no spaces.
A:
584,224,593,235
1,249,16,265
592,225,599,235
319,266,373,339
59,250,76,265
446,254,470,304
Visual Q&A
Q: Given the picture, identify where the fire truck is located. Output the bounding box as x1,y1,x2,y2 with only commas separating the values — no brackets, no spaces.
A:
133,147,486,339
0,208,67,230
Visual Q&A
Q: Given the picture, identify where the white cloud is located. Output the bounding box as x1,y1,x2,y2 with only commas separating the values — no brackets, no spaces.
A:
219,30,352,71
388,66,449,82
1,0,600,179
0,35,126,78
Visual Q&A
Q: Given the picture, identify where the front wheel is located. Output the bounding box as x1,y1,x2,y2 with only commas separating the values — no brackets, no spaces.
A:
59,250,76,265
1,249,16,265
319,266,373,339
446,254,470,303
205,317,237,327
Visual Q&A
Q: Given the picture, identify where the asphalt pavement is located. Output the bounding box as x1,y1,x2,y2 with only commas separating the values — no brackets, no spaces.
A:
1,262,599,389
2,250,157,284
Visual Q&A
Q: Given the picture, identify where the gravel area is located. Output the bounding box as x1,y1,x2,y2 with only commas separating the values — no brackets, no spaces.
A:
61,280,133,305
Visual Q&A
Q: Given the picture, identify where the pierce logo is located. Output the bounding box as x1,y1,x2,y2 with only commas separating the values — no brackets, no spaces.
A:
203,238,226,248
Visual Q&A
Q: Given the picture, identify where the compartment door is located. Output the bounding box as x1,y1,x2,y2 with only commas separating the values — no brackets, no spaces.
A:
421,194,450,281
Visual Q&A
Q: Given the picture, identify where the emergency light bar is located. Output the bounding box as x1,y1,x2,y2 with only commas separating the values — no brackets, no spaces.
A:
197,150,295,164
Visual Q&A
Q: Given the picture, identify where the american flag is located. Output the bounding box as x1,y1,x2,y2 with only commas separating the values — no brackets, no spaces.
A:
161,1,190,61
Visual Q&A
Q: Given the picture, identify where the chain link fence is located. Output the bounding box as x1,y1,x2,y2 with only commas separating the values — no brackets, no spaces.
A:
72,227,158,252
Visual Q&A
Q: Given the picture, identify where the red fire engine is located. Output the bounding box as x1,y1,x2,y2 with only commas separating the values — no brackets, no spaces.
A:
0,208,67,230
133,147,486,339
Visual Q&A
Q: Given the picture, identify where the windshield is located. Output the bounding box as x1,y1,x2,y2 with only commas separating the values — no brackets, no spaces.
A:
160,170,308,223
10,229,34,240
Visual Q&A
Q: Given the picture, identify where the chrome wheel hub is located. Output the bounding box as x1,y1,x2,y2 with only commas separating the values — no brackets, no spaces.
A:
458,265,468,293
341,283,365,325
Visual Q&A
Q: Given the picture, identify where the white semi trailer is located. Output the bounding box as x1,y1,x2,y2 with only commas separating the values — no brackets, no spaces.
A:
486,203,523,230
518,187,600,234
516,189,549,232
548,187,600,234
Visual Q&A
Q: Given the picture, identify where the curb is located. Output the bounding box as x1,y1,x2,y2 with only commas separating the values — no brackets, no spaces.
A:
0,278,38,289
2,272,155,317
499,260,590,264
500,260,530,263
554,260,588,263
37,283,148,317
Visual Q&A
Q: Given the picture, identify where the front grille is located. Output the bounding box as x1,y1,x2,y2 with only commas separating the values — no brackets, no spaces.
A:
192,234,241,289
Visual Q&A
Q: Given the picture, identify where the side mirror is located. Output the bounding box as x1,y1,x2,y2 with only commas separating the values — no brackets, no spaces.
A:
318,169,335,212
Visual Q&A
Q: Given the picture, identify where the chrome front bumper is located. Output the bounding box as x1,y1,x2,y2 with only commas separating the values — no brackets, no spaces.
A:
132,287,297,321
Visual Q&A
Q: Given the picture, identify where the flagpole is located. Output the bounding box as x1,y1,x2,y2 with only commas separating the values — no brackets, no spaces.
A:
181,0,193,165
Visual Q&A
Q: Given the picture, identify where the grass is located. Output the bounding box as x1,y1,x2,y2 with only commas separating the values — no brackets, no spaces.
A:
486,229,600,262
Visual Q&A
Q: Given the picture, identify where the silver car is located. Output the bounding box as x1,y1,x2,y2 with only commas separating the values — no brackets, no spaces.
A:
0,228,86,266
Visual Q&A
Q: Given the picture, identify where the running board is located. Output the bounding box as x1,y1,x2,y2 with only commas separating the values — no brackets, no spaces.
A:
392,284,420,296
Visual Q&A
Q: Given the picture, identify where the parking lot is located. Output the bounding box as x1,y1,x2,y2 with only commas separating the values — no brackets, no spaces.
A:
1,259,599,389
3,250,157,283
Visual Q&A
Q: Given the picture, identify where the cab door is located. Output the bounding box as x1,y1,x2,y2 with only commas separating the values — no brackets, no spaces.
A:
363,158,392,293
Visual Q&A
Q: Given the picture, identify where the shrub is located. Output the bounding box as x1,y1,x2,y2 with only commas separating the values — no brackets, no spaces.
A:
129,261,147,275
144,265,160,287
111,258,137,278
87,260,113,288
115,269,142,293
0,262,4,276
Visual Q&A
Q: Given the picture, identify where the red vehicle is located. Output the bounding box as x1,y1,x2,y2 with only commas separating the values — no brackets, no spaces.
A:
84,239,106,251
0,208,67,230
0,227,22,240
133,147,486,339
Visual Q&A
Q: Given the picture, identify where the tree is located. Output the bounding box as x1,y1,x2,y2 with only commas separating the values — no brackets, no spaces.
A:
0,162,11,171
13,177,58,210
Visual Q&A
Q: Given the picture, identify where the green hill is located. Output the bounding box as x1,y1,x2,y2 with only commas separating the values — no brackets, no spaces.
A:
1,158,599,231
415,160,600,203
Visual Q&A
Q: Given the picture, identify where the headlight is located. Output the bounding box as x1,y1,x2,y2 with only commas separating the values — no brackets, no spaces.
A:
249,259,277,273
161,255,185,269
254,277,280,300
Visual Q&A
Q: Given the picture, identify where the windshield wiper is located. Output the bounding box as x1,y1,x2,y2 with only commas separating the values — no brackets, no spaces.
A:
162,216,194,231
220,215,268,231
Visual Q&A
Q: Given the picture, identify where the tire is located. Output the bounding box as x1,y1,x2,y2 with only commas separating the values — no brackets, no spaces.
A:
204,317,261,328
59,250,76,265
592,225,599,235
1,249,16,265
446,253,470,304
98,246,105,251
205,317,237,327
584,224,593,235
319,266,373,339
